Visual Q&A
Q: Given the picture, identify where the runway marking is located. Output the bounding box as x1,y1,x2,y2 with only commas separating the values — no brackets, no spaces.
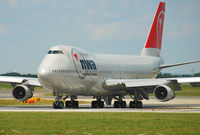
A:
138,133,164,135
0,129,23,134
0,129,95,135
152,106,194,112
0,103,200,113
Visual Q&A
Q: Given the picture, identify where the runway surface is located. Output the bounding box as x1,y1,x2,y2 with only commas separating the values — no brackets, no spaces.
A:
0,97,200,113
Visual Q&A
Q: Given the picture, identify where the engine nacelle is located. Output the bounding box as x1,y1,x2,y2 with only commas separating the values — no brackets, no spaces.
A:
12,85,33,101
153,85,175,102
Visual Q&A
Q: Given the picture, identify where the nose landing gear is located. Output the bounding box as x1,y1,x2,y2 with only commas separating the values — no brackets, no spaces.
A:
53,92,64,109
53,101,64,109
65,96,79,108
53,92,79,109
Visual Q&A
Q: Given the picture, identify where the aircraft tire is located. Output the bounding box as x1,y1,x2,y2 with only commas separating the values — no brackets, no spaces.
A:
114,101,119,108
129,101,136,108
53,101,59,109
91,101,98,108
53,101,64,109
121,101,126,108
99,101,104,108
137,101,143,108
59,101,64,109
72,101,79,108
65,101,71,108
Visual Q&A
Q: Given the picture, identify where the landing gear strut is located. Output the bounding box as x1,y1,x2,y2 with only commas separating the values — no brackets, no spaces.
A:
53,92,64,109
114,96,126,108
91,96,104,108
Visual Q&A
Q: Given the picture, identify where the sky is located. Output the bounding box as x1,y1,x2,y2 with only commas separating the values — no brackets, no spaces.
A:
0,0,200,74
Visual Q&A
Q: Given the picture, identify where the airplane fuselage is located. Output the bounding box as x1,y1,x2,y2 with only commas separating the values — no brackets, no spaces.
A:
38,45,164,96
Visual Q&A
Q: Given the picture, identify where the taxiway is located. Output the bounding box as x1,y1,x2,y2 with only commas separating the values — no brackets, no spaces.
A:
0,96,200,113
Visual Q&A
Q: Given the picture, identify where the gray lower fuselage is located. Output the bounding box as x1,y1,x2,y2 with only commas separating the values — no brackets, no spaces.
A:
37,45,163,96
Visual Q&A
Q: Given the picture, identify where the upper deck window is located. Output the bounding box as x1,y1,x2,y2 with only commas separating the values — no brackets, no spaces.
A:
48,50,64,54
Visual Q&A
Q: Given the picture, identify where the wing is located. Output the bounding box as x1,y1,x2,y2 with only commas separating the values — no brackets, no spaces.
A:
103,77,200,101
0,76,41,87
103,77,200,91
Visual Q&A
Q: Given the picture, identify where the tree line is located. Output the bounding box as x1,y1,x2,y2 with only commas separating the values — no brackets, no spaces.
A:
0,72,37,78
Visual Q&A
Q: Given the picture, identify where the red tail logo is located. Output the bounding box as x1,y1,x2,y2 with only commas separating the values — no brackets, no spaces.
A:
145,2,165,50
74,54,78,61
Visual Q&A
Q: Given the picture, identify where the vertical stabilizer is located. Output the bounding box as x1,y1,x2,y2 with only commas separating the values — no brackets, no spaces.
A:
141,2,165,57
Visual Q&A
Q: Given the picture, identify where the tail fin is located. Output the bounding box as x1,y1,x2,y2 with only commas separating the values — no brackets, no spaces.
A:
141,2,165,57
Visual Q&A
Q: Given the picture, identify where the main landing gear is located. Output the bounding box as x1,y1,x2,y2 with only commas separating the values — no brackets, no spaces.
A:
91,96,104,108
129,100,143,108
114,96,126,108
52,92,143,109
53,92,79,109
129,94,143,108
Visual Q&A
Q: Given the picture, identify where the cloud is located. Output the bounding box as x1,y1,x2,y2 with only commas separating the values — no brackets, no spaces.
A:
0,24,6,35
166,1,200,39
166,21,200,39
88,9,97,17
8,0,18,7
90,15,151,40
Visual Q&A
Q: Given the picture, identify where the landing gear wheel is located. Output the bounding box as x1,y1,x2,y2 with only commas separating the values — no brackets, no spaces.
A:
72,101,79,108
129,101,135,108
65,101,79,108
91,101,104,108
114,101,126,108
53,101,59,109
99,101,104,108
91,101,98,108
65,101,71,108
129,101,143,108
137,101,143,108
122,101,126,108
114,101,119,108
53,101,64,109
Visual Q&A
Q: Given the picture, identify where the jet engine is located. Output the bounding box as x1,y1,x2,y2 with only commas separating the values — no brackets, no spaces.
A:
153,85,175,102
12,85,33,101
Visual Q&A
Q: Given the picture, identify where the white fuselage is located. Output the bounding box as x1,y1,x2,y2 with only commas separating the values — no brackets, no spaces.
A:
37,45,163,96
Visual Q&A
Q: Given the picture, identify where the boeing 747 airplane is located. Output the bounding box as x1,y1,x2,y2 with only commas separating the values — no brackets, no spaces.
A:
1,2,200,109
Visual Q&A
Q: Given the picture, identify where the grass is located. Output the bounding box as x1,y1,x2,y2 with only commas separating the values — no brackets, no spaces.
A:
0,83,13,89
176,84,200,96
0,112,200,135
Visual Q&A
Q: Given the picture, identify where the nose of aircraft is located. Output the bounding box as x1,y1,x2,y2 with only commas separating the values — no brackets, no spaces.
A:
37,63,52,84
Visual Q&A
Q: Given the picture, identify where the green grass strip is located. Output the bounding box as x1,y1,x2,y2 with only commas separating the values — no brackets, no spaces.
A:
0,112,200,135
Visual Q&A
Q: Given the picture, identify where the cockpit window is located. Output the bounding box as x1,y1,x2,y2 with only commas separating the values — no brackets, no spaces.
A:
48,50,64,54
48,50,52,54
